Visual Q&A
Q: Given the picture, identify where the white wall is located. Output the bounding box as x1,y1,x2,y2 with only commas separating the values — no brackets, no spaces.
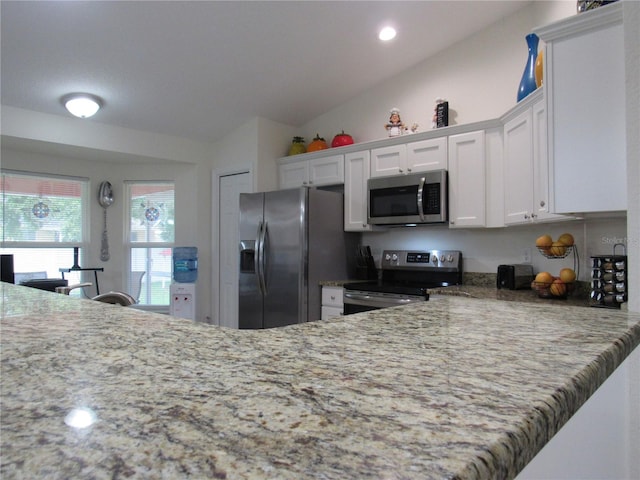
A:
298,1,575,146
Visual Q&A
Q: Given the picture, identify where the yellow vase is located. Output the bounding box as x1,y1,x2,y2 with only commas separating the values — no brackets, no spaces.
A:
535,50,544,88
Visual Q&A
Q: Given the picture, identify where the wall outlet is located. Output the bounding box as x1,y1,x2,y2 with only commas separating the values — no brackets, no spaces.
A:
523,248,532,263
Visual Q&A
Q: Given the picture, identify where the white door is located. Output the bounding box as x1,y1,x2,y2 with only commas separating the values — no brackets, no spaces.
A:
218,172,251,328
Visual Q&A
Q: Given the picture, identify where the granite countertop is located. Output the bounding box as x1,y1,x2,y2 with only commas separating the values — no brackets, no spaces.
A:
2,282,639,479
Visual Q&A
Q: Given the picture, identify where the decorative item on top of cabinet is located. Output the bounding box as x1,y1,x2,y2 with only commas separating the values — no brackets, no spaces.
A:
307,134,328,152
431,98,449,129
535,50,544,88
517,33,539,102
288,136,306,156
331,130,354,148
385,107,407,137
321,286,344,320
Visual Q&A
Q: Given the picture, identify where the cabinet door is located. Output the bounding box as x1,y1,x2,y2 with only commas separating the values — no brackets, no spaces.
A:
448,131,486,228
532,99,566,222
344,150,372,232
545,16,625,213
370,144,407,177
309,155,344,186
321,305,343,321
503,109,534,225
279,161,309,189
407,137,447,172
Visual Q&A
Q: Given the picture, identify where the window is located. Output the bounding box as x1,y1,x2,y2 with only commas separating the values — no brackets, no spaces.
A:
1,171,89,290
125,181,175,306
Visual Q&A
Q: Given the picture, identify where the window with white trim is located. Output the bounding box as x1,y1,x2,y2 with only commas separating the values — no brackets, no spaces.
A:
0,170,89,291
125,181,175,306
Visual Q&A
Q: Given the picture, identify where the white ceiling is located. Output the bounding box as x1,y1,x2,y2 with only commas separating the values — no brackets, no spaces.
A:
1,1,531,145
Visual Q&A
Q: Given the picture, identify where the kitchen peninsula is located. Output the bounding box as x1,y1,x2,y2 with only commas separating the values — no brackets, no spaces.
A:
1,282,639,479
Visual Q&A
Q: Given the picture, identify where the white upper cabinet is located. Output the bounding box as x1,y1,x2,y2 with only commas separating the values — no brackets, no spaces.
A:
502,91,567,225
503,107,534,225
406,137,448,172
278,154,344,189
370,144,407,177
448,130,486,228
370,137,447,178
536,3,626,213
344,150,372,232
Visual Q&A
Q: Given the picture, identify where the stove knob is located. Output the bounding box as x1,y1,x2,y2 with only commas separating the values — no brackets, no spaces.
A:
431,254,438,264
440,254,445,263
447,254,454,263
385,253,391,261
392,253,398,262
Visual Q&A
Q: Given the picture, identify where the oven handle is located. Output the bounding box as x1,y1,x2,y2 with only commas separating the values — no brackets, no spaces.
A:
417,176,426,221
344,291,426,308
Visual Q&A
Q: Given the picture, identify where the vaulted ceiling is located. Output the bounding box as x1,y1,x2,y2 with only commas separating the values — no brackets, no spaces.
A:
1,1,530,144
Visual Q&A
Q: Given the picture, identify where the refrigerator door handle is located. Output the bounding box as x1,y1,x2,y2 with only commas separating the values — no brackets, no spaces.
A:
257,221,267,295
417,176,426,221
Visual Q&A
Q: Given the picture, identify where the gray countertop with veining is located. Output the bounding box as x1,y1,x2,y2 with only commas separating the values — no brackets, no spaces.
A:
2,282,639,479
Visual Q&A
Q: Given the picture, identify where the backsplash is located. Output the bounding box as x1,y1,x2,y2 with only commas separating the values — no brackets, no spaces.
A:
361,216,627,283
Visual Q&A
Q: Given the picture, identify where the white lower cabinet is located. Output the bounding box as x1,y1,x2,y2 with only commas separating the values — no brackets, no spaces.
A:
344,150,372,232
448,130,486,228
321,286,344,320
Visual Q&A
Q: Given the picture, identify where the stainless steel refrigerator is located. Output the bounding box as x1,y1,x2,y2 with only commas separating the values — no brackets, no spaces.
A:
239,187,355,329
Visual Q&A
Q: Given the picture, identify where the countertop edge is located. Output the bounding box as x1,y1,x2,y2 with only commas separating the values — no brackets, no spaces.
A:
461,322,640,479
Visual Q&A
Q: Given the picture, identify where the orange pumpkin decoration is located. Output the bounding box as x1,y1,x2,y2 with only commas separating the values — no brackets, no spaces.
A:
307,134,328,152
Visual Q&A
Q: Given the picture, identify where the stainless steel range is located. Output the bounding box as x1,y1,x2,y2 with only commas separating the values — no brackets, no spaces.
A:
343,249,462,314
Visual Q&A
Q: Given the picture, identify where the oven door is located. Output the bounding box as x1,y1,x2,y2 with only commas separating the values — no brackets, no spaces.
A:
343,290,428,314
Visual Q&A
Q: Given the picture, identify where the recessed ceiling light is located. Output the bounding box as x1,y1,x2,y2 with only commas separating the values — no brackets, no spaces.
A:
62,93,103,118
378,26,397,42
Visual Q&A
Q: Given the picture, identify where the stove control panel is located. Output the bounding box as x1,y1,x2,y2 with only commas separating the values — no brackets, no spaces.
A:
382,250,462,270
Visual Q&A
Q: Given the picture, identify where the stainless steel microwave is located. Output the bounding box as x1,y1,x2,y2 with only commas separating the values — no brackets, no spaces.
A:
367,170,448,225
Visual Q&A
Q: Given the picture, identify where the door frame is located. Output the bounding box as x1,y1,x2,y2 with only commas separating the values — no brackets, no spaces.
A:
211,165,254,326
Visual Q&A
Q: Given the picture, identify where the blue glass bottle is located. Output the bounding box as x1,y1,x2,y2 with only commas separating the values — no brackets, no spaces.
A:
517,33,539,102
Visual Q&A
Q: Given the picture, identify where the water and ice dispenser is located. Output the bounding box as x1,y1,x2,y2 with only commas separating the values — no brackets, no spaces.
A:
170,247,197,320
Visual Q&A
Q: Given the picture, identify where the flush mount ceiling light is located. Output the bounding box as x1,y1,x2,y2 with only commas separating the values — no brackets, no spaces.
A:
62,93,103,118
378,26,397,42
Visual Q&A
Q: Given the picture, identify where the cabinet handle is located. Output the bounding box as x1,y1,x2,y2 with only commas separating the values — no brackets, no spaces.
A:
303,181,308,185
407,168,412,172
524,214,530,219
398,168,403,173
540,200,545,207
450,221,455,225
531,213,537,218
309,180,313,185
330,295,335,300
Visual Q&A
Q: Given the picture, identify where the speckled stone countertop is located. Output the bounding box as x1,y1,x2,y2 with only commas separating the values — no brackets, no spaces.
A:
2,282,639,479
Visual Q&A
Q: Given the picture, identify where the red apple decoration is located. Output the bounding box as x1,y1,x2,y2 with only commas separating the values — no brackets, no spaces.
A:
331,130,354,148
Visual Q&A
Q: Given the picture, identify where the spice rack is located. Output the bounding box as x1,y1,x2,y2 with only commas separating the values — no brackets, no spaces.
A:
590,243,627,308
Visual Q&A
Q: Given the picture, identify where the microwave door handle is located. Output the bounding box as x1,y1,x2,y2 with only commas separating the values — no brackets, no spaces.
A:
417,176,426,221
